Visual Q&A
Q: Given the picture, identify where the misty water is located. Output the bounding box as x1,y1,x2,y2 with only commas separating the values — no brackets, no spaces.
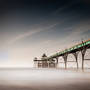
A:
0,68,90,90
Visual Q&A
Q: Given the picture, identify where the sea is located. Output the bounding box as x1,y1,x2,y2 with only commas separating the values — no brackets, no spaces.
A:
0,68,90,90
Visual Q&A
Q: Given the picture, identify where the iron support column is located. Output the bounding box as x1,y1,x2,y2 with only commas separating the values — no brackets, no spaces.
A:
63,54,68,69
55,57,59,68
81,49,86,70
73,52,79,69
56,57,59,64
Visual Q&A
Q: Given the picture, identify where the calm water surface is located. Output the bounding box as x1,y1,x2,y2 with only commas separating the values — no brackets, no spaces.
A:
0,68,90,90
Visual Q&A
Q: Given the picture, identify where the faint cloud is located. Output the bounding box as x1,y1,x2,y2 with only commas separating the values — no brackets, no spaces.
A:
8,23,58,45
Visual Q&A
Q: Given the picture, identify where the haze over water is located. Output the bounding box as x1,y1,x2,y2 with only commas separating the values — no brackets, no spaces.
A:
0,68,90,90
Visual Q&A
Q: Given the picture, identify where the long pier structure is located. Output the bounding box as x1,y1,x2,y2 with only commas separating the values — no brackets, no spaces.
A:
34,39,90,69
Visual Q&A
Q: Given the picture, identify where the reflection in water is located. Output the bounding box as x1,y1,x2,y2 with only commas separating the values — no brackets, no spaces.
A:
0,68,90,90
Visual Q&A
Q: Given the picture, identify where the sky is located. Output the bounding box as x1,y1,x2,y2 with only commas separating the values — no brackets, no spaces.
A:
0,0,90,67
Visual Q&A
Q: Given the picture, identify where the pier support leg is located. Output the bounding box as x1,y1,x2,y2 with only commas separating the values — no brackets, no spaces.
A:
48,60,50,68
55,57,59,68
73,52,79,69
81,49,86,70
63,54,68,69
56,57,58,64
34,61,38,68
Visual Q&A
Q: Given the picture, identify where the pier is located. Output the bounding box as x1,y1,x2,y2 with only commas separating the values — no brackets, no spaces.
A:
34,39,90,69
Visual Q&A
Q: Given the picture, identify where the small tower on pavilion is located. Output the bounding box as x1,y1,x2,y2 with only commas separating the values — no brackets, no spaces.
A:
41,53,48,68
41,53,47,60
